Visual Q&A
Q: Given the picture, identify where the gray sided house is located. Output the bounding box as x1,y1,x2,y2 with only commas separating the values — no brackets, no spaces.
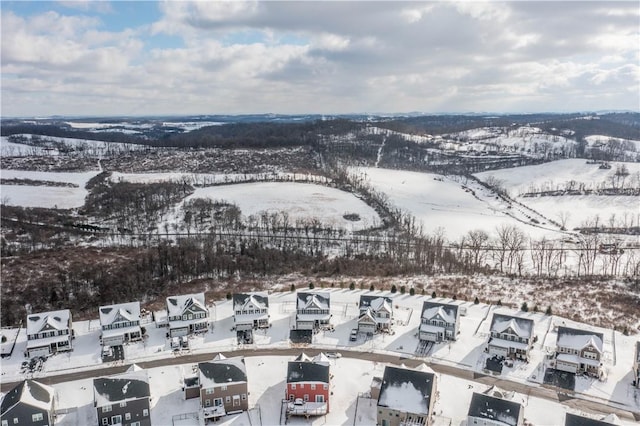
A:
358,295,393,334
419,301,459,343
99,302,142,347
555,326,604,378
93,366,151,426
376,365,437,426
1,380,55,426
487,313,534,361
199,354,249,420
296,292,331,331
467,392,524,426
166,292,209,338
565,413,616,426
233,292,269,330
25,309,73,358
635,341,640,388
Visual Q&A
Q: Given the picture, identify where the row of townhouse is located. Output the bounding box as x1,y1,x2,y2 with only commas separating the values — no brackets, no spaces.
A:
0,359,629,426
416,301,611,380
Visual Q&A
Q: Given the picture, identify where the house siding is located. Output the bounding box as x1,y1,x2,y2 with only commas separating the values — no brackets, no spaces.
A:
96,398,151,426
1,404,52,426
286,382,330,412
200,382,249,414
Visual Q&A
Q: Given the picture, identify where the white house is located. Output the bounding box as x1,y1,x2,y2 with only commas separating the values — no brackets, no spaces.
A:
357,295,392,334
233,292,269,331
166,293,209,338
555,326,604,378
25,309,73,358
467,392,524,426
419,301,459,343
487,313,534,361
99,302,142,347
295,292,331,330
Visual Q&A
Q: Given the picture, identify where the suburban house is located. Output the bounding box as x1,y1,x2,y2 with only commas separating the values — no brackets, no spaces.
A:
376,365,437,426
166,292,209,338
565,413,616,426
554,326,604,378
25,309,73,358
233,292,270,330
295,292,331,331
357,295,393,334
487,313,535,361
99,302,142,347
198,354,249,420
467,392,524,426
635,341,640,388
0,380,55,426
419,301,460,343
286,353,331,417
93,365,151,426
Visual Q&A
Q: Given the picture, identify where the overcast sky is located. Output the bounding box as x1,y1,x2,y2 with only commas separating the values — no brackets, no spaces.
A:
1,1,638,117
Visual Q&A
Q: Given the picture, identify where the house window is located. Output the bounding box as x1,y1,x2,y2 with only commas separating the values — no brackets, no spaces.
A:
31,414,44,422
226,396,231,403
111,415,122,424
323,384,328,390
205,399,211,407
143,409,149,417
315,395,324,403
303,394,309,402
291,384,296,390
131,422,141,426
1,420,7,426
102,405,112,413
125,413,131,421
206,388,214,395
310,384,316,390
102,418,108,426
120,401,127,408
214,398,223,407
221,385,227,391
242,394,247,400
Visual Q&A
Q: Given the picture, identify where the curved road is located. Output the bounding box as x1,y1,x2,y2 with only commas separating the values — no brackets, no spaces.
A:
2,347,639,422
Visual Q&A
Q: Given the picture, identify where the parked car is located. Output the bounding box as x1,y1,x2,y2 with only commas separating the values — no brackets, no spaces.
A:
325,351,342,358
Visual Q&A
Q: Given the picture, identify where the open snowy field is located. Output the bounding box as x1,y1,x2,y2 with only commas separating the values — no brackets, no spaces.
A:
1,134,147,156
2,288,638,421
110,171,329,186
350,166,562,240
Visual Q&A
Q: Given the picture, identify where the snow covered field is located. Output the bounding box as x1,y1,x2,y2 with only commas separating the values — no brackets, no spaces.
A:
2,289,639,424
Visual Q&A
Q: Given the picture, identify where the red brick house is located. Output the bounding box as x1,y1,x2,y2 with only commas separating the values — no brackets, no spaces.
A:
285,353,330,417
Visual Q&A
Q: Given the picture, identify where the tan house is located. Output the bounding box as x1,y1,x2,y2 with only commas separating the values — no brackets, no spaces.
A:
25,309,73,358
555,326,604,378
198,354,248,420
376,365,437,426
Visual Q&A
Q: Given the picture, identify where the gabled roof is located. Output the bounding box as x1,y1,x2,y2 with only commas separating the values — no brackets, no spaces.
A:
565,413,615,426
358,308,377,324
468,392,522,426
26,309,71,335
1,380,54,415
99,301,141,326
297,292,330,310
377,365,436,416
556,326,604,353
359,295,392,312
233,292,269,311
421,301,458,324
166,292,206,317
287,358,330,384
93,366,150,407
490,313,534,339
199,355,247,388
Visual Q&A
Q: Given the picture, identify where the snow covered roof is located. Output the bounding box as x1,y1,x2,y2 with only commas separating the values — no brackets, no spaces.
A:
99,301,141,326
564,412,616,426
26,309,71,335
166,292,206,317
287,359,330,384
233,292,269,311
377,365,435,416
0,380,54,415
297,292,330,310
359,295,392,313
93,366,150,407
421,301,458,324
467,392,522,426
358,308,377,324
199,355,247,388
556,326,604,353
490,313,534,339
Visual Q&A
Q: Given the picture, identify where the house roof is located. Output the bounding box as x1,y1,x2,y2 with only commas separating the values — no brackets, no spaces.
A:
233,292,269,311
0,380,54,415
358,308,377,324
99,301,141,326
198,355,247,388
287,359,330,384
166,292,206,317
26,309,71,335
421,301,458,324
556,326,604,353
565,413,615,426
467,392,522,426
490,313,534,339
297,292,330,310
93,366,150,407
377,365,436,416
359,295,392,312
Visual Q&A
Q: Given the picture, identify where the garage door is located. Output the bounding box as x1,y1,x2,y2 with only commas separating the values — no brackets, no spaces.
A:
103,335,124,346
358,323,375,334
419,332,437,342
556,360,578,373
489,345,509,358
28,346,50,358
170,327,189,337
